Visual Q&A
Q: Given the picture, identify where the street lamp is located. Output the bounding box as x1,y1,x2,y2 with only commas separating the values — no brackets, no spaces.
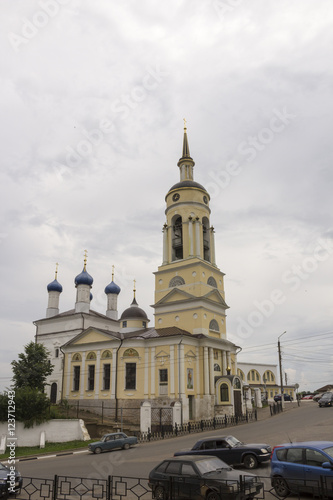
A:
278,331,286,396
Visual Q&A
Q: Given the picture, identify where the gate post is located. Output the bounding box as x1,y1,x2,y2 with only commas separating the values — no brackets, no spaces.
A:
140,400,151,433
172,401,182,428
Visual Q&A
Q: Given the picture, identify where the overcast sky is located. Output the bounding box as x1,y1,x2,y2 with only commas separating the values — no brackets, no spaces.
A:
1,1,332,393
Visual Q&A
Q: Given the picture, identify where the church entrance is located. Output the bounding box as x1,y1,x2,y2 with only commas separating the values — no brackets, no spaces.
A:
234,390,242,416
50,382,57,404
188,395,194,420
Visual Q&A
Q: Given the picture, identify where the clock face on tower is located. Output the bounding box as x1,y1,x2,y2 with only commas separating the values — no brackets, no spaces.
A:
172,193,180,202
203,195,208,204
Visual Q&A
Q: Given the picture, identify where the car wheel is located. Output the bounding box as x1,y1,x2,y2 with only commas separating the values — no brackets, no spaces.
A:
94,447,102,454
123,443,130,450
206,491,221,500
272,477,290,497
243,454,258,469
155,486,167,500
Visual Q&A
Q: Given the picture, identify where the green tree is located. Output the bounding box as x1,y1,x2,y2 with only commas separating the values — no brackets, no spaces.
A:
11,341,53,391
0,389,51,428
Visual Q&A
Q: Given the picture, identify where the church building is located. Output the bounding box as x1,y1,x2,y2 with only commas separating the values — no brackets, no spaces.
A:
35,125,246,421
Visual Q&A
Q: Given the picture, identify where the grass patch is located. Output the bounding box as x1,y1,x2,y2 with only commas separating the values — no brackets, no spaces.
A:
0,439,96,460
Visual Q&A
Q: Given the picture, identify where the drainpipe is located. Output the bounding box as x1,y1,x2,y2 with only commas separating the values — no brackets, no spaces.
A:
178,336,183,425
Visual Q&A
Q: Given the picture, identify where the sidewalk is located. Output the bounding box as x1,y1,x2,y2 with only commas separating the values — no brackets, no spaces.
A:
256,401,299,421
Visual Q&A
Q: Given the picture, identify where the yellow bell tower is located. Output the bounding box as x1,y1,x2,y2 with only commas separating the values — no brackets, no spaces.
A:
153,122,229,339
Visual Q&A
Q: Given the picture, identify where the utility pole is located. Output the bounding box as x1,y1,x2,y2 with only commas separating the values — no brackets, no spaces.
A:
278,331,286,395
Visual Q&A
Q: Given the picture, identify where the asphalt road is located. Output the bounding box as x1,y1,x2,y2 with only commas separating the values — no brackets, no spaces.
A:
15,402,333,480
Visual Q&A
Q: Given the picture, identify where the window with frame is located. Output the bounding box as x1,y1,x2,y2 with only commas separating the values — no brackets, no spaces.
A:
88,365,95,391
159,369,168,385
125,362,136,390
220,383,229,402
73,366,80,391
103,363,111,390
122,321,127,328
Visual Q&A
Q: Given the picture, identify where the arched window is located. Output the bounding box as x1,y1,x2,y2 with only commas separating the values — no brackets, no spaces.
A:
123,348,139,358
214,363,221,371
264,370,275,383
86,352,96,360
172,215,183,261
209,319,219,332
237,369,245,381
102,350,112,359
202,217,210,262
220,383,229,402
169,276,185,287
207,276,217,288
233,377,241,389
72,353,82,362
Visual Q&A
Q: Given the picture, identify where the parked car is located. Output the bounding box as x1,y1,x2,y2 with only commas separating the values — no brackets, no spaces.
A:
313,393,325,402
0,461,22,498
318,393,333,407
271,441,333,498
301,394,314,400
274,394,293,402
149,455,263,500
88,432,137,454
174,435,271,469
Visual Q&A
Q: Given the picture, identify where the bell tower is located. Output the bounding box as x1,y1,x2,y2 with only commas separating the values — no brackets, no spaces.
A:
152,122,229,339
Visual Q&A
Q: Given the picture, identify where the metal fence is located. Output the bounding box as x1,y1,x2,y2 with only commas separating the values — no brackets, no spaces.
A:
12,474,333,500
138,410,257,442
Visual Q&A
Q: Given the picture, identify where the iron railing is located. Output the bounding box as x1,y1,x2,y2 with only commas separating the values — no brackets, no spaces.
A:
12,474,333,500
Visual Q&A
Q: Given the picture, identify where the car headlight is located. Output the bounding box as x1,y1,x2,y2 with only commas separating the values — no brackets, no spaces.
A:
261,448,268,453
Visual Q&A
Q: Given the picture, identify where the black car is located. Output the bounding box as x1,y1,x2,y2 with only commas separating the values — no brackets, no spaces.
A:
149,455,263,500
274,394,293,402
318,393,333,407
0,462,22,498
174,435,271,469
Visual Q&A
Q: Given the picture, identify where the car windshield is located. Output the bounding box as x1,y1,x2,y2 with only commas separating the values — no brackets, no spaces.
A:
196,457,230,474
0,463,8,471
323,446,333,459
226,436,242,447
321,394,332,399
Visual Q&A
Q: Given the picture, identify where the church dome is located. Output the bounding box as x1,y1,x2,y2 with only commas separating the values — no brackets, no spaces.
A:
47,279,63,293
168,180,208,194
75,268,93,286
120,298,148,320
105,281,121,295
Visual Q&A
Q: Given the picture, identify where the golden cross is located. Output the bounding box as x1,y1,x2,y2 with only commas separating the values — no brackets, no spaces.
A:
183,118,187,130
55,262,59,279
112,265,115,281
84,250,88,270
133,279,136,297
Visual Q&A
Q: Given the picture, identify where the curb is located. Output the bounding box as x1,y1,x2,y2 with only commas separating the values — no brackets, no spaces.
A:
2,448,89,464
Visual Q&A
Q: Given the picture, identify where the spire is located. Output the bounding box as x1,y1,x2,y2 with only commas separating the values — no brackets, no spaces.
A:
182,118,191,158
177,119,195,179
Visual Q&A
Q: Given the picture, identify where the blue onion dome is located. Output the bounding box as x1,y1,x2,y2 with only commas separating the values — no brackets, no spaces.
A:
75,268,93,286
47,279,63,293
105,280,121,295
